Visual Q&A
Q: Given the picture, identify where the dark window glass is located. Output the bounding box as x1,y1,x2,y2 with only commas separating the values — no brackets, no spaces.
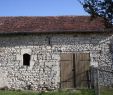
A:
23,53,30,66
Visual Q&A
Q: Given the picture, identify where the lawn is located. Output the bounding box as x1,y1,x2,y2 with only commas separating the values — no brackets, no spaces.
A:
0,89,95,95
1,88,113,95
100,87,113,95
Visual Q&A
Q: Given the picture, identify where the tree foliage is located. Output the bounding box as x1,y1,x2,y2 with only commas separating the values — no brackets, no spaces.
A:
79,0,113,28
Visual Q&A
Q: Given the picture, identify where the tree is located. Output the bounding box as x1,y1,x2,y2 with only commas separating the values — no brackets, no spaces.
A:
78,0,113,28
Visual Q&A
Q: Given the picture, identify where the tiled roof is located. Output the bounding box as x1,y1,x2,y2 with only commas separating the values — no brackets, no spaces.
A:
0,16,108,33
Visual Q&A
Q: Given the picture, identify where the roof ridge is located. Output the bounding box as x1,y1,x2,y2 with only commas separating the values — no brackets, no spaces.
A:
0,15,90,18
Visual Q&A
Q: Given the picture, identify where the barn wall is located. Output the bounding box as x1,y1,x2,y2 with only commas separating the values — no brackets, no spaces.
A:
0,33,113,90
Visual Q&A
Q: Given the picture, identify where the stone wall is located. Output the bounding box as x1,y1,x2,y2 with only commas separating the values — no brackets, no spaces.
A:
0,33,113,90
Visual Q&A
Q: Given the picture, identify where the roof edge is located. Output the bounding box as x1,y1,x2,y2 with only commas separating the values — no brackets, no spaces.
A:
0,30,112,35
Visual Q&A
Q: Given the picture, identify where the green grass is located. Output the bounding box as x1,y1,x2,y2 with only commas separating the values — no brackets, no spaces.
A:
0,90,37,95
0,89,95,95
1,88,113,95
100,87,113,95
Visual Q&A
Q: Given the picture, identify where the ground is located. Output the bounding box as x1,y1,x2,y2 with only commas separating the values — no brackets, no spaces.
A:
0,89,95,95
0,88,113,95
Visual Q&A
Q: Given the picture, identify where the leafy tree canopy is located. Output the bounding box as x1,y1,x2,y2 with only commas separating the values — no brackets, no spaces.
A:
78,0,113,28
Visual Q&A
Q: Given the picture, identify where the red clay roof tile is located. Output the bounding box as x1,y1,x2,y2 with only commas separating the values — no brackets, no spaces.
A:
0,16,109,33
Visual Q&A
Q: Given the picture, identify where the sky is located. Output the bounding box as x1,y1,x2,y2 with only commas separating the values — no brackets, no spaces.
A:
0,0,88,16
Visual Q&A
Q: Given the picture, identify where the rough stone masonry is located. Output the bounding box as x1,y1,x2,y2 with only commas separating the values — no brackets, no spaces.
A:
0,33,113,90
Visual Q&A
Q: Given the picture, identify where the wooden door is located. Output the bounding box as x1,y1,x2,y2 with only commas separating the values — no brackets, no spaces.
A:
75,53,90,88
60,53,74,88
60,53,90,88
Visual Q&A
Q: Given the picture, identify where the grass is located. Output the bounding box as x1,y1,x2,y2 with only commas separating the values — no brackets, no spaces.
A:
100,87,113,95
0,89,95,95
0,87,112,95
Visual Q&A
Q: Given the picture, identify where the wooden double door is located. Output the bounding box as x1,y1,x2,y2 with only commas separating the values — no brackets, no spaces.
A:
60,53,91,88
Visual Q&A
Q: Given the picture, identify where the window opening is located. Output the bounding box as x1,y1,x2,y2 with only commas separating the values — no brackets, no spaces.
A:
23,53,30,66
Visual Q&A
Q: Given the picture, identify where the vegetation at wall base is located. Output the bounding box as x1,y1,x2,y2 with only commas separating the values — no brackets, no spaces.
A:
100,87,113,95
0,88,113,95
0,89,95,95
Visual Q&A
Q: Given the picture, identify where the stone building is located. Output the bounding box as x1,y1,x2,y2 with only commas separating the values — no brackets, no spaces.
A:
0,16,113,90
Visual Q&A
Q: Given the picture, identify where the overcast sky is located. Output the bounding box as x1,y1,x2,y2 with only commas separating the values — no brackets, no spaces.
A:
0,0,88,16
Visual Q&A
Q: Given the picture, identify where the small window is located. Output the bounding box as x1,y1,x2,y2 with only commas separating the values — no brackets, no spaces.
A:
23,53,30,66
